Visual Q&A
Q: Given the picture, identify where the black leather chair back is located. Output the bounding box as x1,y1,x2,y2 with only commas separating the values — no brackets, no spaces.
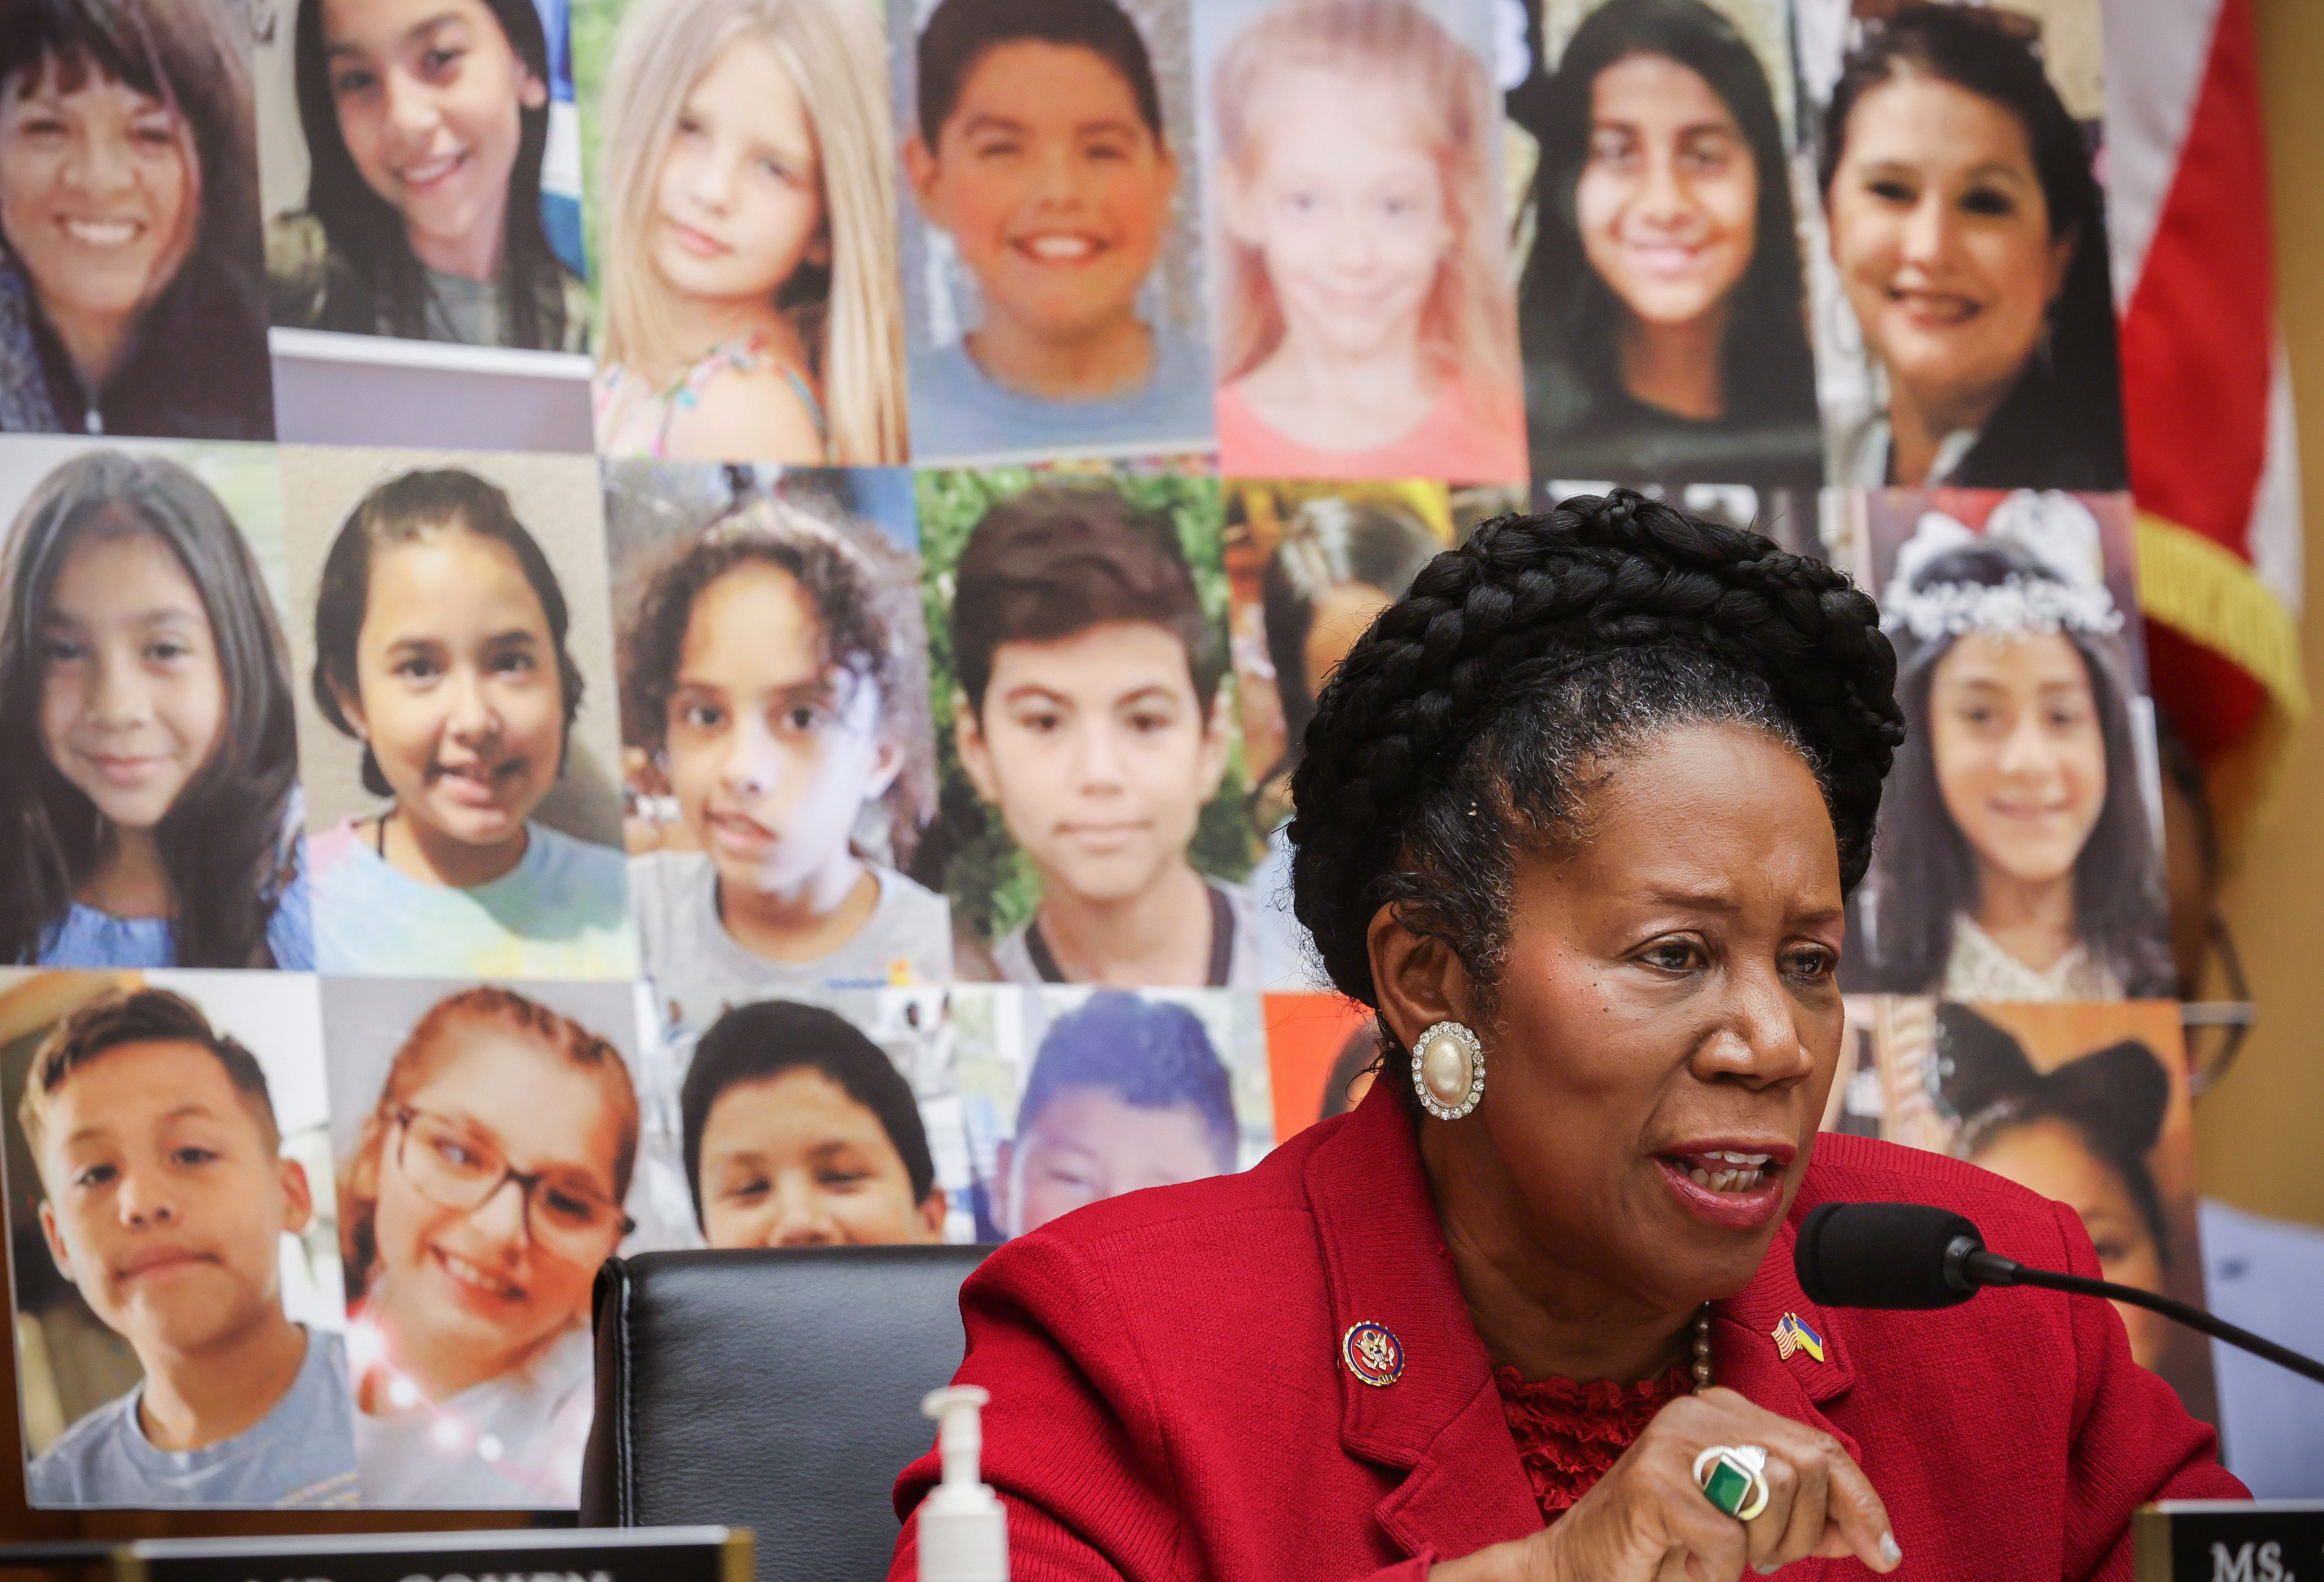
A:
581,1245,990,1582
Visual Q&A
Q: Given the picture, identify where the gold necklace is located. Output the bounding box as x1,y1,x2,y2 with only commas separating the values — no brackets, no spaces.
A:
1690,1304,1714,1394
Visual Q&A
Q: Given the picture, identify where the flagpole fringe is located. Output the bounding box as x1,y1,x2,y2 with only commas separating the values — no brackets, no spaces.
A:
2135,512,2310,723
2136,511,2310,860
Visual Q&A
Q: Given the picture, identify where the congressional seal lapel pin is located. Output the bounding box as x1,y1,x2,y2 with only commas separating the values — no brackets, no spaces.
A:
1772,1312,1826,1363
1341,1321,1405,1387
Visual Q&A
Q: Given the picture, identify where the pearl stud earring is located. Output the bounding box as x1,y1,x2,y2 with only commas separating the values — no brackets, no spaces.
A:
1411,1021,1484,1120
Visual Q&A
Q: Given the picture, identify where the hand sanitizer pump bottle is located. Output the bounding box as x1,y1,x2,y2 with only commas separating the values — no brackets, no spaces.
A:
919,1386,1007,1582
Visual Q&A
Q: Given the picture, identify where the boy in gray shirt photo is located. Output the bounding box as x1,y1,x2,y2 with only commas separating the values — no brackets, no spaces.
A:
16,988,358,1507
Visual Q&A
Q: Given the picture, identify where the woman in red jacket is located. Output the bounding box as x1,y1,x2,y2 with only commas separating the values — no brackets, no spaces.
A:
892,491,2243,1582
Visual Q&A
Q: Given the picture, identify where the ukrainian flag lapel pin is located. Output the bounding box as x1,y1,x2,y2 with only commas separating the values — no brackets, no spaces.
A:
1771,1312,1826,1363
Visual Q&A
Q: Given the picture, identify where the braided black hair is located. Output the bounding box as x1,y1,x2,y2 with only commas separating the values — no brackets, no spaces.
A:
1287,490,1905,1010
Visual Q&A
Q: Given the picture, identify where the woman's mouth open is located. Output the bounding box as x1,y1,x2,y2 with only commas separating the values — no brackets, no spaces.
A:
59,216,141,249
399,150,470,194
1654,1147,1789,1228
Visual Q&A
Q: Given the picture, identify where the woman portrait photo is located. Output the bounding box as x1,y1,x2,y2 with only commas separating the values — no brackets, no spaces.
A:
0,445,310,970
267,0,589,351
1511,0,1819,490
326,978,639,1507
1200,0,1526,485
1842,489,2173,1000
1811,2,2125,489
896,0,1216,462
593,0,909,465
288,451,635,980
886,492,2239,1582
0,0,275,439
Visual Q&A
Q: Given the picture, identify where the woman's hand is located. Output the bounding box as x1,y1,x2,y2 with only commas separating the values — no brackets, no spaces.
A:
1435,1388,1901,1582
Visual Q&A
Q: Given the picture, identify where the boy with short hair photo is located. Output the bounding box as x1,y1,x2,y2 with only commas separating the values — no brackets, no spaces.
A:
992,990,1239,1236
902,0,1215,459
17,987,358,1507
680,998,949,1249
949,481,1259,986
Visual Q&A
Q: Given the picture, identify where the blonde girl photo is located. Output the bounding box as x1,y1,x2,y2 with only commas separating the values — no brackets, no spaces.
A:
593,0,908,465
1203,0,1525,484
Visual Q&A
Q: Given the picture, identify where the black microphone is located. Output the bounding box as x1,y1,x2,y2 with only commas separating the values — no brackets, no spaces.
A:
1796,1201,2324,1388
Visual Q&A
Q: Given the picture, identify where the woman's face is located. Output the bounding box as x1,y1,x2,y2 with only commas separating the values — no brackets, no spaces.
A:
1396,723,1846,1311
1226,67,1451,364
696,1068,943,1249
337,528,564,854
0,63,198,337
37,531,226,833
1928,630,2105,889
1826,73,2074,425
650,35,828,313
367,1024,627,1384
1575,52,1756,330
907,41,1176,349
320,0,544,270
1970,1115,2166,1368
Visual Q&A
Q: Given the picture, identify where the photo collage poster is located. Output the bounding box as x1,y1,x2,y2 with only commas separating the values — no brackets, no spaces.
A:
0,0,2206,1513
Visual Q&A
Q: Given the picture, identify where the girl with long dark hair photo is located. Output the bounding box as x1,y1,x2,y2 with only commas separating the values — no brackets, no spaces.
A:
1844,492,2171,998
267,0,587,351
1512,0,1819,489
1816,3,2124,489
0,449,308,967
0,0,275,438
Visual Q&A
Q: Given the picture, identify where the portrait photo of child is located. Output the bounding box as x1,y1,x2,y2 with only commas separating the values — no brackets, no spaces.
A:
946,984,1271,1240
1219,479,1452,986
281,446,637,980
588,0,911,465
1195,0,1526,484
0,439,312,971
319,974,650,1508
1,968,356,1509
916,464,1262,987
1831,487,2173,1001
606,461,946,1034
1505,0,1820,492
892,0,1217,461
1836,996,2215,1421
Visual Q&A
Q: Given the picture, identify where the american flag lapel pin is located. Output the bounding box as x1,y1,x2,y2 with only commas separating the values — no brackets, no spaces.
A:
1772,1312,1826,1363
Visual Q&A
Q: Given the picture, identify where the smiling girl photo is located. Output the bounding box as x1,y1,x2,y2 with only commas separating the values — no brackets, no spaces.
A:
0,445,309,969
268,0,588,350
1511,0,1818,490
1839,489,2172,999
0,0,274,438
292,452,634,978
326,978,639,1506
1200,0,1524,484
593,0,908,464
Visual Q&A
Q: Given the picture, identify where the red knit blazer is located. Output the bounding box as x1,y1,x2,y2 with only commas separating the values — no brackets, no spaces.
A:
890,1079,2245,1582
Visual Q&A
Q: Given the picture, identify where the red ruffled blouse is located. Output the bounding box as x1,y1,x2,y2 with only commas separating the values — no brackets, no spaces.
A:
1493,1364,1694,1521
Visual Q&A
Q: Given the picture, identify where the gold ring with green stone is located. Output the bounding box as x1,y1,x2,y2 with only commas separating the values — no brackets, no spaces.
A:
1693,1444,1772,1522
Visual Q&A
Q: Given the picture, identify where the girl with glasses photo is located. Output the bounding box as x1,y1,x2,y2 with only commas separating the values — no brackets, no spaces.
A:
333,984,638,1507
